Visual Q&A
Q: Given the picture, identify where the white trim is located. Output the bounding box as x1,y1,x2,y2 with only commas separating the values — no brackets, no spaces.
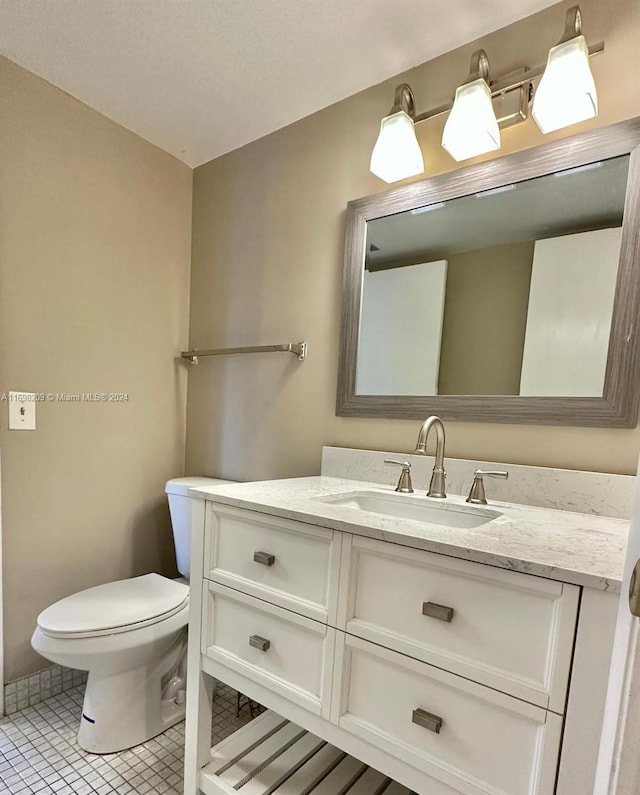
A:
556,589,618,793
594,457,640,794
183,498,214,795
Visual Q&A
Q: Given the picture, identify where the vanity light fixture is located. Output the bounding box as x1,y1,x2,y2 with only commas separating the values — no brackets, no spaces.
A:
474,183,516,198
369,5,603,182
370,83,424,183
532,6,598,133
410,202,445,214
552,160,603,178
441,50,500,162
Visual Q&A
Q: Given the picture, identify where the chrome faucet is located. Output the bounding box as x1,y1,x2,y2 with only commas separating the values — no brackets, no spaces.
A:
414,416,447,498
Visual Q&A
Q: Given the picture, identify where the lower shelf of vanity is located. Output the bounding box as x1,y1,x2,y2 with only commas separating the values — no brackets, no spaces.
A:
201,709,413,795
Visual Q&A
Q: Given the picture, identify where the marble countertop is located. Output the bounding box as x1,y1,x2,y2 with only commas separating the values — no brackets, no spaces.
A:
189,476,630,592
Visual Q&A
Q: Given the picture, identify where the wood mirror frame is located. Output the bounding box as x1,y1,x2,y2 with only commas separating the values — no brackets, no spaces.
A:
336,117,640,427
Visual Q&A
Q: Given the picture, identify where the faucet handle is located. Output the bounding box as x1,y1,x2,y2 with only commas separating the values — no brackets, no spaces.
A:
384,459,414,494
466,470,508,505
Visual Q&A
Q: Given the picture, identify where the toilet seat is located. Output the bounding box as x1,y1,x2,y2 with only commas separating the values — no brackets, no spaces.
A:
37,573,189,639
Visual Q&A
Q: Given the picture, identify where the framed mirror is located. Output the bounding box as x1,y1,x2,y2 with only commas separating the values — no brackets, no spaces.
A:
336,118,640,427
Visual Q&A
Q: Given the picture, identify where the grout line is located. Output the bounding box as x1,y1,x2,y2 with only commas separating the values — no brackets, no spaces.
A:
0,681,264,794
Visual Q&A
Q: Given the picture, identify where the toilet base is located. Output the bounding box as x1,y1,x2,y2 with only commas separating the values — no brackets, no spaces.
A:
78,633,188,753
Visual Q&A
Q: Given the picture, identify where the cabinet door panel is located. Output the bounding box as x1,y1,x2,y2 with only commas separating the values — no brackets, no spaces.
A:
339,535,579,709
202,582,334,717
335,633,562,795
206,505,340,623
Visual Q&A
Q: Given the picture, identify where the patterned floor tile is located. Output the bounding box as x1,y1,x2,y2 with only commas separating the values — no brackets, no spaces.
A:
0,683,262,794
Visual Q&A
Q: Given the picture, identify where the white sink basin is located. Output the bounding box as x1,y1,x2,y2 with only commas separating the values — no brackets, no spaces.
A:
316,491,501,529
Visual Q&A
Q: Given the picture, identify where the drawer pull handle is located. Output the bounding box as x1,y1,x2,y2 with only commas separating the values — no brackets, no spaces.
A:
249,635,271,652
253,551,275,566
412,708,443,734
422,601,454,623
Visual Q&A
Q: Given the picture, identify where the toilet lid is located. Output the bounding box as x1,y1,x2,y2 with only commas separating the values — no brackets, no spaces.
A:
37,574,189,638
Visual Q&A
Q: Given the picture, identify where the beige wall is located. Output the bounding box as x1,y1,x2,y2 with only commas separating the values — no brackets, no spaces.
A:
439,242,534,395
187,0,640,483
0,58,193,679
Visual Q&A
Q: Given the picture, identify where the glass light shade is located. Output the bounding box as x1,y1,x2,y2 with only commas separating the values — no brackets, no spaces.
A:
532,36,597,134
370,110,424,183
441,78,501,162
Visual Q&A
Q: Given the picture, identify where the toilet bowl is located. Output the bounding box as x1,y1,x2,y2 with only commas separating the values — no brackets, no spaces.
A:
31,476,231,754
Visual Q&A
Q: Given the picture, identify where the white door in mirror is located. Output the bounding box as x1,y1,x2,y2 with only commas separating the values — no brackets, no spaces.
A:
8,391,36,430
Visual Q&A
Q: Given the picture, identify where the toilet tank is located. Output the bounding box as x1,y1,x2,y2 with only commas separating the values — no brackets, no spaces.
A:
165,477,234,578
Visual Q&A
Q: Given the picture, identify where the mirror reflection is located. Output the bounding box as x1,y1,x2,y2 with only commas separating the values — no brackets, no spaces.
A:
356,155,628,397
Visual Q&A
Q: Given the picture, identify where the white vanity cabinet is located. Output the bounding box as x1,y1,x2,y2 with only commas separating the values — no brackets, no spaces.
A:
184,499,615,795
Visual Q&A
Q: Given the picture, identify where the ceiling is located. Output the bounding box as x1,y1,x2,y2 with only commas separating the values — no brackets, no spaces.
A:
0,0,561,167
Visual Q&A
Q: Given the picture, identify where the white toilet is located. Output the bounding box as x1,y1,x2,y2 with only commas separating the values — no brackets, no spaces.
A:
31,476,229,754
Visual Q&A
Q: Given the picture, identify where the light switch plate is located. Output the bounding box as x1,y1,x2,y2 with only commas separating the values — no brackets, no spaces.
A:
8,392,36,430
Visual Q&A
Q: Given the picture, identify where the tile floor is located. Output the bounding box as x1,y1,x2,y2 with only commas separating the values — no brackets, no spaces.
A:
0,682,261,794
4,667,87,716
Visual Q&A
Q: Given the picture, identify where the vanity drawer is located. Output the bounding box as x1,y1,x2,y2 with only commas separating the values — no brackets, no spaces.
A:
205,505,340,623
202,581,335,717
338,535,579,710
333,633,562,795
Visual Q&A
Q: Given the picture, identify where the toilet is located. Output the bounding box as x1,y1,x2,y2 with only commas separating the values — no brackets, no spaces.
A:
31,476,230,754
